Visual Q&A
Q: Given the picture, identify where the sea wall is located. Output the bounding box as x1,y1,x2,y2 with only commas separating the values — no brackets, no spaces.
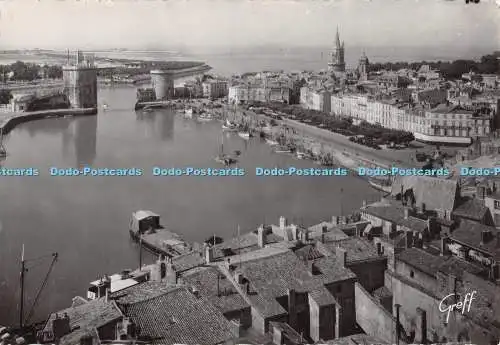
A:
0,108,97,134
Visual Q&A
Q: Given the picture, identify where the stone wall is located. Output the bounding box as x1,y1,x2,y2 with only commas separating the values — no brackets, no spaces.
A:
354,282,396,344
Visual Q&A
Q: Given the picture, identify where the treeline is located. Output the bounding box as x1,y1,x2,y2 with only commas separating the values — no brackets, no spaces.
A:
262,102,415,145
0,61,63,81
368,51,500,79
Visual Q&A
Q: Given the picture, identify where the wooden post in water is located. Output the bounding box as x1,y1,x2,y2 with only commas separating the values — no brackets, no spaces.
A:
19,244,25,329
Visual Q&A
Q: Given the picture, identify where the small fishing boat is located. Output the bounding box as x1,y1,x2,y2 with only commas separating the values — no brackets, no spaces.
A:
143,106,153,113
238,132,251,140
368,176,392,194
222,119,237,131
197,113,214,122
265,138,279,146
274,145,292,154
184,108,193,118
295,151,306,159
214,133,238,166
102,103,108,110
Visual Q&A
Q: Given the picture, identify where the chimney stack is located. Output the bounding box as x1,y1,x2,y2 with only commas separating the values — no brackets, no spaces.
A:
362,200,367,208
335,246,347,267
440,236,449,256
420,202,426,213
279,216,287,230
480,230,491,245
205,245,214,264
405,232,413,248
376,242,382,255
415,308,427,344
404,207,410,219
257,225,266,248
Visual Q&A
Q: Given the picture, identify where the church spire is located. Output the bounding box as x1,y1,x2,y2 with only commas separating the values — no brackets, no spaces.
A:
335,26,341,48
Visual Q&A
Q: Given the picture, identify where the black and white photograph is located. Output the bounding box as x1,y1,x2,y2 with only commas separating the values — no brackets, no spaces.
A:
0,0,499,344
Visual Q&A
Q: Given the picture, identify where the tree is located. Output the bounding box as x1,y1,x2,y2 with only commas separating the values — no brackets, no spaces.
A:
0,89,12,104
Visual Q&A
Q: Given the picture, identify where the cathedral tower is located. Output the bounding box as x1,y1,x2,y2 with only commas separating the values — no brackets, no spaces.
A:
328,27,345,74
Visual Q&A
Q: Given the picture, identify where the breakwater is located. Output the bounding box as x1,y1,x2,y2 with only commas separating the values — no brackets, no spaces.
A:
0,108,97,134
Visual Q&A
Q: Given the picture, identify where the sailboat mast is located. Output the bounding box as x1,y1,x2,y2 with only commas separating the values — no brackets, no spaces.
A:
19,244,25,328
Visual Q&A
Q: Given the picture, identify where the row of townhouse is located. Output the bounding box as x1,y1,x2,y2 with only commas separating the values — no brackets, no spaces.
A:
330,93,492,144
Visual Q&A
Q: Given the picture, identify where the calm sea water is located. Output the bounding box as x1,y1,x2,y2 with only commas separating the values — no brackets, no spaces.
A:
0,45,492,76
0,86,380,325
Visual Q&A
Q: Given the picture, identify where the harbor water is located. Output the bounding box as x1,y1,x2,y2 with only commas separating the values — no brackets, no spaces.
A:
0,86,379,325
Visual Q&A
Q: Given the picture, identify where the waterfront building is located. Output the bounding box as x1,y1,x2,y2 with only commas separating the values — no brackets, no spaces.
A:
202,79,228,99
10,93,34,112
300,87,331,113
330,90,492,144
328,27,346,76
417,104,490,144
136,88,156,102
62,50,98,109
228,83,291,104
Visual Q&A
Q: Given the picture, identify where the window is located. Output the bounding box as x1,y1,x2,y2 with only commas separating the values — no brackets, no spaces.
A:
410,270,415,278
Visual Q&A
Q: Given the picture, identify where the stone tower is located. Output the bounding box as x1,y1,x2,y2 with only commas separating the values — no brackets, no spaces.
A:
328,27,345,74
62,50,98,110
358,52,369,81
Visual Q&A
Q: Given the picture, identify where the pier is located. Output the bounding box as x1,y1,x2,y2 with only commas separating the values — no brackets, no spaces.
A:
0,108,97,134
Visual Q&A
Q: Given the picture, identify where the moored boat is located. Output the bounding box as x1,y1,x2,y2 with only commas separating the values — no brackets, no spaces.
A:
238,131,252,140
129,210,190,258
368,176,392,194
265,138,279,146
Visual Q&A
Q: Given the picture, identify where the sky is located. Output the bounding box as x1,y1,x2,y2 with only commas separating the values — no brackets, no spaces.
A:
0,0,498,50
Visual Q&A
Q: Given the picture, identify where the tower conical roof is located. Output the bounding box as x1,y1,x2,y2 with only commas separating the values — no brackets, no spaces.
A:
335,26,341,48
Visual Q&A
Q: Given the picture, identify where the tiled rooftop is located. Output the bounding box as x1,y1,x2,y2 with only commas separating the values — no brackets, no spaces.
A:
212,229,283,260
41,298,123,345
321,237,384,263
181,266,249,314
450,220,500,258
362,201,428,233
125,286,236,345
397,247,486,278
391,175,459,213
233,250,339,318
452,197,489,221
110,281,180,305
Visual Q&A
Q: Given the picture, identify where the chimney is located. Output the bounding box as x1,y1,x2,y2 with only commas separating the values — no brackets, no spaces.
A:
362,200,367,208
165,257,177,285
279,216,287,230
420,202,426,213
290,224,298,241
79,335,93,345
52,313,71,340
287,289,297,329
440,236,449,256
404,207,410,219
489,263,499,281
335,246,347,267
415,308,427,344
376,242,382,255
332,216,339,225
257,225,266,248
205,245,214,264
405,232,413,248
105,288,109,302
480,230,491,245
